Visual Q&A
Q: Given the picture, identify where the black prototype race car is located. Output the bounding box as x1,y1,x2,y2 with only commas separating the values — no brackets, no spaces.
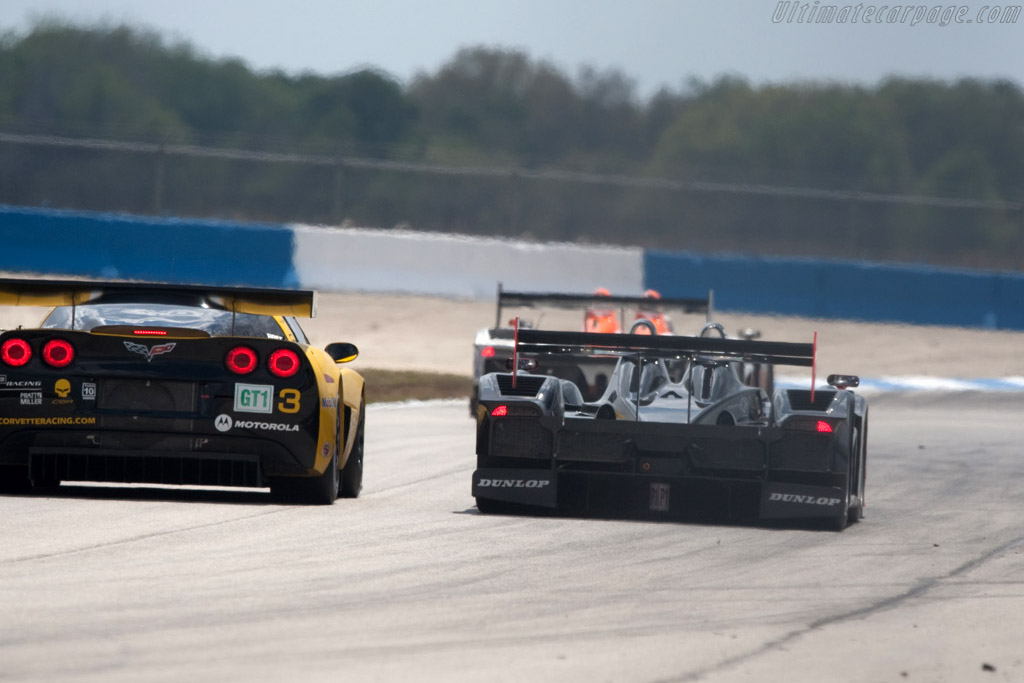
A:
472,328,869,530
0,278,364,504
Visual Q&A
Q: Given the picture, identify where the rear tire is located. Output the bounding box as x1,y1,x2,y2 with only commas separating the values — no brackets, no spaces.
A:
834,409,867,531
848,410,869,524
832,493,850,531
271,412,340,505
340,400,364,498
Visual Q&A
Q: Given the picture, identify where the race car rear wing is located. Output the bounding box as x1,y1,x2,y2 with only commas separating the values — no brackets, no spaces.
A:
0,278,317,318
515,329,815,367
494,283,712,329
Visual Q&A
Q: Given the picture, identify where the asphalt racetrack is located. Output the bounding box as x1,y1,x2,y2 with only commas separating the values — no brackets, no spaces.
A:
3,391,1024,682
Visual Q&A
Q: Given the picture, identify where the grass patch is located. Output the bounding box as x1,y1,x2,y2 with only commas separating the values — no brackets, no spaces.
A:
359,368,472,404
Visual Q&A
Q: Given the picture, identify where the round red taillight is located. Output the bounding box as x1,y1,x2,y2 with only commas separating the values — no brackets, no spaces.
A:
268,348,300,378
225,346,258,375
42,339,75,368
1,338,32,367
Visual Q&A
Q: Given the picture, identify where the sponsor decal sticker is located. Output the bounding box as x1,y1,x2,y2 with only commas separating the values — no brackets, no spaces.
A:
238,420,299,432
123,340,177,362
475,478,552,489
768,492,841,507
214,413,299,433
51,378,74,405
233,419,300,433
321,397,338,409
323,374,335,384
322,443,331,459
234,383,274,414
0,379,42,390
277,388,301,414
215,414,233,432
760,482,846,519
82,382,97,400
473,469,559,508
0,417,96,426
20,391,42,406
649,482,671,512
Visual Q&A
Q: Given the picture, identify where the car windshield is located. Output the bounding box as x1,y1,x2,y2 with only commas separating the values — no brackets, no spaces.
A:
41,303,286,339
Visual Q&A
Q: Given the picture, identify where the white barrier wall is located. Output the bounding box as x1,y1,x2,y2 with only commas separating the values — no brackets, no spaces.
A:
291,224,645,298
9,204,1019,329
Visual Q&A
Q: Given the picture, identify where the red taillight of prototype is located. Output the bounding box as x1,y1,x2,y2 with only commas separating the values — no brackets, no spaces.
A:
132,329,168,336
268,348,301,378
816,420,833,433
42,339,75,368
225,346,258,375
491,405,508,417
1,338,32,367
481,346,496,358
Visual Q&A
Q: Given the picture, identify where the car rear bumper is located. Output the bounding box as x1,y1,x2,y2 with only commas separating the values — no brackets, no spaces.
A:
0,429,313,487
473,466,847,521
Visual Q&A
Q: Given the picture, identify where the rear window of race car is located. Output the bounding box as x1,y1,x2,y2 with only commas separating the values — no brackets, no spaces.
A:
42,303,287,339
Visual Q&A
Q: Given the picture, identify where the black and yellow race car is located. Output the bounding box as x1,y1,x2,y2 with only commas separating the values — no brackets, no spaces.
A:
0,278,364,504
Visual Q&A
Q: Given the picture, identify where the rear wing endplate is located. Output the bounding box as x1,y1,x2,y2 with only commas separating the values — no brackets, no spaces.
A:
0,278,317,318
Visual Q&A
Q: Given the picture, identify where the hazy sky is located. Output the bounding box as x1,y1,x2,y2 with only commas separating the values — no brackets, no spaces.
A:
3,0,1022,98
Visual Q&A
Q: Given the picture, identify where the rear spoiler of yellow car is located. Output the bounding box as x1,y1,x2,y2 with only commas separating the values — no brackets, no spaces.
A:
0,278,317,318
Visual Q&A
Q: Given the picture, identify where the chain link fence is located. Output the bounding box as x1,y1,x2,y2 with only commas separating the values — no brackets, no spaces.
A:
2,130,1021,270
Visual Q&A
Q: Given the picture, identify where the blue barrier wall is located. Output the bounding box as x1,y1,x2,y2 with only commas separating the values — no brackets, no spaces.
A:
3,205,1022,330
0,206,298,288
644,250,1024,330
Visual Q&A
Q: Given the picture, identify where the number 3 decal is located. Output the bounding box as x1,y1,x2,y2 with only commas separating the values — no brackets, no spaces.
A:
278,388,301,414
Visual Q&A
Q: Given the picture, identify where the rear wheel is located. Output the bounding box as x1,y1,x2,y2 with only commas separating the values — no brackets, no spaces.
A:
834,410,868,531
847,447,863,524
271,408,341,505
832,487,850,531
848,410,869,524
340,400,364,498
271,446,339,505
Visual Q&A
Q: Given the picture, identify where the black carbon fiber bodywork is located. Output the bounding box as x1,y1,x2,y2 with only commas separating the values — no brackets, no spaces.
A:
1,328,320,487
472,330,869,529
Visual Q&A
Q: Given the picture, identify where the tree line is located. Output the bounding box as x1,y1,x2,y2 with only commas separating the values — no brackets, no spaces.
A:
1,22,1022,270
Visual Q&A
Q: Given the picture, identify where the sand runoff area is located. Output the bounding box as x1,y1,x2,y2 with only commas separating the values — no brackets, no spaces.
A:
2,289,1021,381
305,292,1022,381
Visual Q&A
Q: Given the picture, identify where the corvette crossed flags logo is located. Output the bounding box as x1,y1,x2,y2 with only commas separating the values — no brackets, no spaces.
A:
123,341,177,362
